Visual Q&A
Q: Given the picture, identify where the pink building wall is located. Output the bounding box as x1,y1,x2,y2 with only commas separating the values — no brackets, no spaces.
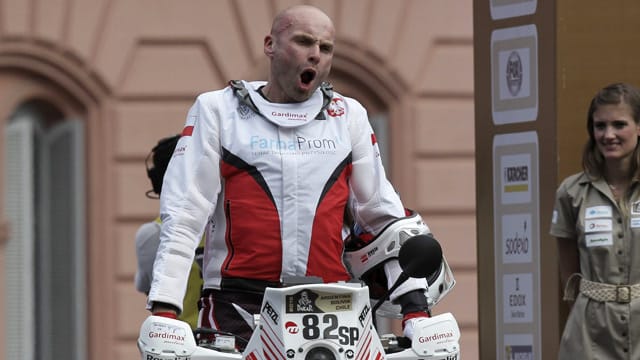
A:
0,1,476,359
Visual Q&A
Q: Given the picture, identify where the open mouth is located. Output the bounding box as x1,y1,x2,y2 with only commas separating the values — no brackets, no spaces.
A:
300,69,316,85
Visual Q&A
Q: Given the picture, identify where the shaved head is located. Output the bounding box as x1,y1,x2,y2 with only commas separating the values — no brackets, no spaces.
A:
270,5,334,38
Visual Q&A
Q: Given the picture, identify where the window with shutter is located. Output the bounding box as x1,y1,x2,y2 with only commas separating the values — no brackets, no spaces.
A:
3,102,86,360
3,116,36,360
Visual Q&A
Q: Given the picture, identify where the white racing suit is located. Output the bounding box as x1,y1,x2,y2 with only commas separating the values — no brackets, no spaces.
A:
147,80,427,314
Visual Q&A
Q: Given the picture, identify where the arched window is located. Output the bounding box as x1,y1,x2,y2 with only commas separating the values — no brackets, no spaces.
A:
4,99,86,360
328,70,394,170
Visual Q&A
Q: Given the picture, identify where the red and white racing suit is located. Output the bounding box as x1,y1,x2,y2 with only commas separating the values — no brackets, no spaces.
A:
148,80,426,316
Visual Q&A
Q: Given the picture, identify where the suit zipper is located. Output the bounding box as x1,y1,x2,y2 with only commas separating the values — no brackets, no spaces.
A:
223,199,234,271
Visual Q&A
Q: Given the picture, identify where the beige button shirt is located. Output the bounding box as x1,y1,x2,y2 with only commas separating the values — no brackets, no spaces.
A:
551,172,640,359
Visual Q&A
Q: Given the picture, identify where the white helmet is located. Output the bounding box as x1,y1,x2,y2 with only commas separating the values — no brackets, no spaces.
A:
424,255,456,308
343,210,455,315
344,210,430,280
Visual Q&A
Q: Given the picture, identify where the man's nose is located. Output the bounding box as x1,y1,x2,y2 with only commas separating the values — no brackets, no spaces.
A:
308,45,320,64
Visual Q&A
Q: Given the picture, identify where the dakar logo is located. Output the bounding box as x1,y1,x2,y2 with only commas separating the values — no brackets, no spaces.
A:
327,98,345,117
286,290,321,313
297,290,314,312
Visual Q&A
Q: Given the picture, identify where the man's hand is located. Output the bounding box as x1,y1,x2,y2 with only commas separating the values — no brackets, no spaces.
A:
402,311,430,339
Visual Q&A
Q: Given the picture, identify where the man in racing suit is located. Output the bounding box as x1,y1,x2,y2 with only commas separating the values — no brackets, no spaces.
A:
147,4,430,346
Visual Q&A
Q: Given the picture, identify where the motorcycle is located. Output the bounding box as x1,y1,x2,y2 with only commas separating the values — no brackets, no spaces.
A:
138,235,461,360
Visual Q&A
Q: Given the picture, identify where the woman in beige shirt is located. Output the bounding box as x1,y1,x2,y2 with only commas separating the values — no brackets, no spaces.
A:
551,82,640,359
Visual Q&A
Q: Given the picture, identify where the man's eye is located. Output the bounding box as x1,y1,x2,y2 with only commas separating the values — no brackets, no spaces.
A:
320,45,333,53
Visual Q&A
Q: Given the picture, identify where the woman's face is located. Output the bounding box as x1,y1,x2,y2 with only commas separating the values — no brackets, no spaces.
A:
593,102,640,163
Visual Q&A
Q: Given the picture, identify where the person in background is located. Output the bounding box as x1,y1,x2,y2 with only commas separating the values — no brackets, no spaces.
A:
134,134,204,329
147,4,435,347
551,82,640,359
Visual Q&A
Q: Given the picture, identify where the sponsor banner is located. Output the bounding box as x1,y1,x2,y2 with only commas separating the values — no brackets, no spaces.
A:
504,333,534,360
490,0,537,20
491,25,538,125
500,153,531,204
501,213,532,263
286,290,352,313
503,273,533,323
493,132,541,359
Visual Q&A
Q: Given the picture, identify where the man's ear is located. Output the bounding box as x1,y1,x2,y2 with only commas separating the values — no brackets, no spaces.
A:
264,35,274,57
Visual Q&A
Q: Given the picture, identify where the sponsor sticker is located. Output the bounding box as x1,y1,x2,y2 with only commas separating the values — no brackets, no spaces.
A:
147,321,187,345
502,213,532,264
327,98,345,117
505,344,533,360
585,233,613,247
262,301,279,325
285,321,299,334
285,290,352,313
491,25,538,124
503,273,533,323
503,334,534,360
490,0,537,20
500,153,531,204
584,219,612,233
585,206,612,219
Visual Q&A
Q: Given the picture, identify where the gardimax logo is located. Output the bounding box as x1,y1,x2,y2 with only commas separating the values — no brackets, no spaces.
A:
147,331,185,342
418,331,455,343
271,111,307,120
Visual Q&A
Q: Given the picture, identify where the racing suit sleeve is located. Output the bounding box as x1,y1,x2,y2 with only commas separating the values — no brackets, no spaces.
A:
147,93,222,312
346,99,429,303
